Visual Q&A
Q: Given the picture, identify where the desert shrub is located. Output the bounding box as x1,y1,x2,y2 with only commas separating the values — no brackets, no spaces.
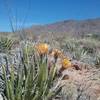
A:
94,51,100,68
82,46,95,54
91,33,100,41
78,39,97,54
78,38,100,50
2,43,61,100
62,38,79,52
62,39,88,60
61,37,100,66
72,48,88,61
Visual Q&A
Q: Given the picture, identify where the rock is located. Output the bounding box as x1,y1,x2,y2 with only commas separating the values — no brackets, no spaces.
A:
59,65,100,100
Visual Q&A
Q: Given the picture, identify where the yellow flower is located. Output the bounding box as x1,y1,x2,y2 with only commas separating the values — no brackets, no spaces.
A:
50,49,63,59
35,43,49,55
62,58,72,69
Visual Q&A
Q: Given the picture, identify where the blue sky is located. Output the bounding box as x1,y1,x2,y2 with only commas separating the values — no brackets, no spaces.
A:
0,0,100,32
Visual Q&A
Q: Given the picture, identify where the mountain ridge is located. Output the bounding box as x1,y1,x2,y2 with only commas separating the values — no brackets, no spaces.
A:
25,18,100,37
1,18,100,37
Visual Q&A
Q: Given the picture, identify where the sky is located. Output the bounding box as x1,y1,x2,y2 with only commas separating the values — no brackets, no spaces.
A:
0,0,100,32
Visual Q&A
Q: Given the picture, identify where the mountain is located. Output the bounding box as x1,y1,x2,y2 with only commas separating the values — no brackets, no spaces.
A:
26,18,100,37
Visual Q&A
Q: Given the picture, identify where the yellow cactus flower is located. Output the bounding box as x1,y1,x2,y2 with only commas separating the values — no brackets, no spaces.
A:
62,58,72,69
50,49,63,59
35,43,49,55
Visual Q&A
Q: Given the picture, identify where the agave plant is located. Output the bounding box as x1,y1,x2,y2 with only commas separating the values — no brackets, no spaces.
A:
72,48,88,61
64,41,77,52
0,37,14,53
2,43,62,100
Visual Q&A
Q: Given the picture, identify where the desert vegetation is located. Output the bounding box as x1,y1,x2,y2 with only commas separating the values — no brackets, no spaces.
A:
0,32,100,100
0,0,100,99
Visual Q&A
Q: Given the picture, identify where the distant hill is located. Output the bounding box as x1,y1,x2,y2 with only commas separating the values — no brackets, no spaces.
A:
1,18,100,38
26,18,100,37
